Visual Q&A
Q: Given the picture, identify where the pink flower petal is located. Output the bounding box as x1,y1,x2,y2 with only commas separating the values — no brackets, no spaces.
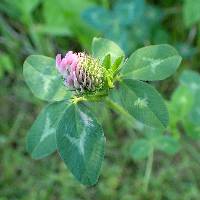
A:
56,54,62,68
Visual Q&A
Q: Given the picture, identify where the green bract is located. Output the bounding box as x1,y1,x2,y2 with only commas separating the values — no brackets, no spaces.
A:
23,37,182,185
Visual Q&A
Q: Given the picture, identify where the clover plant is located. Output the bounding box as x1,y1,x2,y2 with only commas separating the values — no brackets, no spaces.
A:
23,37,182,185
82,0,164,53
168,70,200,139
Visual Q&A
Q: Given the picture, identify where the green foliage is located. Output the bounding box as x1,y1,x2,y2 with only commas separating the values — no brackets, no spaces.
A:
179,71,200,138
183,0,200,27
130,139,151,160
92,37,125,64
109,79,169,128
2,0,200,198
168,70,200,139
179,70,200,94
131,131,180,160
41,0,96,48
56,103,105,186
27,101,67,159
154,135,180,155
42,0,72,36
169,86,193,120
0,0,40,24
23,55,72,101
23,37,181,185
82,0,164,53
176,43,198,59
184,120,200,138
121,44,182,81
0,0,97,53
0,53,14,79
188,93,200,125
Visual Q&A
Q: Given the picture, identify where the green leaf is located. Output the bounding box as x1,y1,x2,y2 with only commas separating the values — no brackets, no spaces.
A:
155,135,180,155
43,0,72,36
130,139,151,160
23,55,72,102
109,79,168,128
112,56,124,75
42,0,96,49
169,86,194,120
114,0,145,26
26,101,68,159
102,54,111,69
184,121,200,139
21,0,40,13
139,130,180,155
92,37,125,64
183,0,200,27
121,44,182,81
2,0,40,24
3,0,40,14
178,70,200,125
179,70,200,94
56,103,105,186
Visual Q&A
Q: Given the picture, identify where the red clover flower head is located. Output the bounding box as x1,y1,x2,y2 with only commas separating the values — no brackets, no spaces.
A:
56,51,105,94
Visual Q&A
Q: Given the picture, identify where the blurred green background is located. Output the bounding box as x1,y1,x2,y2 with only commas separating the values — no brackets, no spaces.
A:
0,0,200,199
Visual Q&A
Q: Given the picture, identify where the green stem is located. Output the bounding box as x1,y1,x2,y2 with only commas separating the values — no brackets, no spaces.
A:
9,107,26,136
105,98,134,121
144,147,154,193
72,92,108,104
71,96,86,104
